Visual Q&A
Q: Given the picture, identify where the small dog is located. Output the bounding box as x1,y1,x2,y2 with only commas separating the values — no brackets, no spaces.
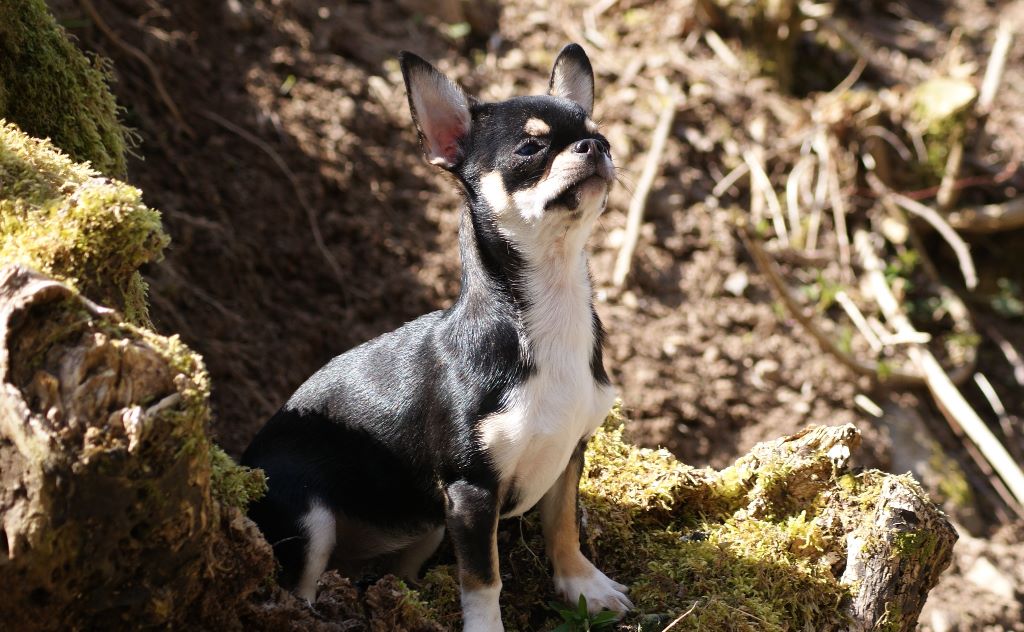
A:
242,43,631,631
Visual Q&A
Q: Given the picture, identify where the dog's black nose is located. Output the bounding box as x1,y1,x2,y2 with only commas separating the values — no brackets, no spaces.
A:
573,139,599,155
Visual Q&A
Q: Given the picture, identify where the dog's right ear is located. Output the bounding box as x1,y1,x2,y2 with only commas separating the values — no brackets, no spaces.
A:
400,52,472,169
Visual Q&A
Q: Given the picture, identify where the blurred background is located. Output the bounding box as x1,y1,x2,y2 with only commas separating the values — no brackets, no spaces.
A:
47,0,1024,628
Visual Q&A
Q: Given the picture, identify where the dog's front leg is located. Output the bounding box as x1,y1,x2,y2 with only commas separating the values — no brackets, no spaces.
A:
539,442,633,614
446,480,503,632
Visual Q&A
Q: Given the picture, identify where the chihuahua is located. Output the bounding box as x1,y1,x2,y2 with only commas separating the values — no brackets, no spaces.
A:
241,43,631,631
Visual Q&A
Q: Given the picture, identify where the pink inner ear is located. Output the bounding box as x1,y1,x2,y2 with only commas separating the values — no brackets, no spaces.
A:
424,115,467,165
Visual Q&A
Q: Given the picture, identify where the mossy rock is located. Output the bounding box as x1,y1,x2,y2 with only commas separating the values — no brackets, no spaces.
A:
0,121,167,325
0,0,128,176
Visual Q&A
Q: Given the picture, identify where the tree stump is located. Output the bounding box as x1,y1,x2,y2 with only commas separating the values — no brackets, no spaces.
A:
0,265,273,631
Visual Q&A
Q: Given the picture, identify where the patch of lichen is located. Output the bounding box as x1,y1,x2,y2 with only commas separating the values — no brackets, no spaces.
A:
0,121,168,324
0,0,128,176
413,406,876,631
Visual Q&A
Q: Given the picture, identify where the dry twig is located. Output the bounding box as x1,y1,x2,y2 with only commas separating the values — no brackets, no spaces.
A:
973,372,1024,464
612,91,680,288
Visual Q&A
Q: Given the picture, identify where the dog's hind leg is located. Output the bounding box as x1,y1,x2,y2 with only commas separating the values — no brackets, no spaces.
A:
295,501,337,602
391,526,445,581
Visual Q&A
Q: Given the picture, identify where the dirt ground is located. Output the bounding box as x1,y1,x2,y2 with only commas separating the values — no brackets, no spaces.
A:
48,0,1024,628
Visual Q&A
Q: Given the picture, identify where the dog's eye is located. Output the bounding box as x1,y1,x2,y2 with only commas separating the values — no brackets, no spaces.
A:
516,140,544,157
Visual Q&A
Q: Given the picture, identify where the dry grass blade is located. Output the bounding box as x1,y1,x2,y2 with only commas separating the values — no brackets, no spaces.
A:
785,155,812,247
612,91,680,288
744,150,790,247
661,600,701,632
854,229,1024,513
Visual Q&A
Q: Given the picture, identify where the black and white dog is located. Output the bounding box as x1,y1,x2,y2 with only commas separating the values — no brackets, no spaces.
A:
242,44,631,631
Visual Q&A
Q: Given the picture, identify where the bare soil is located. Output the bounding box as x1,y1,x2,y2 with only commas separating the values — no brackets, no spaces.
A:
48,0,1024,628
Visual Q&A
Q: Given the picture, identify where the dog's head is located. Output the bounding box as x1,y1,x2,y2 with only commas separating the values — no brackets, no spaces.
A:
400,45,613,251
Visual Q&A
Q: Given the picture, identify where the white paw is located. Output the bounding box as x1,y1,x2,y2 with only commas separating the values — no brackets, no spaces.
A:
554,566,633,615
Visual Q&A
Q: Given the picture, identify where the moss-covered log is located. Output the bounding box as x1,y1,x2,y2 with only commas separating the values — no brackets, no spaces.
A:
0,265,273,630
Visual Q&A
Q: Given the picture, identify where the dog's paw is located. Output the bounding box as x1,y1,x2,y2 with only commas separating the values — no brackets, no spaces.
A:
554,566,633,615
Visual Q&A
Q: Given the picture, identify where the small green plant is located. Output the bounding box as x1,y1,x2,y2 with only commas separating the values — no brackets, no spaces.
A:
548,595,620,632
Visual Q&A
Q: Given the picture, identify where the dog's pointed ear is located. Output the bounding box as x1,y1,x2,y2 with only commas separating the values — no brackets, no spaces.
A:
548,44,594,116
400,51,472,169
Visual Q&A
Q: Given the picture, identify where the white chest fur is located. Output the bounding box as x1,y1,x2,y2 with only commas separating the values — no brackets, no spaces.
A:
478,244,616,517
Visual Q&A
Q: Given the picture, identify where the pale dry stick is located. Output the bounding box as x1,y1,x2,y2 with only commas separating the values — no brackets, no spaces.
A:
947,196,1024,233
78,0,194,138
201,110,348,292
899,207,979,386
861,126,914,163
744,150,790,247
826,144,852,281
739,222,925,387
612,92,681,288
712,162,751,199
854,229,1024,510
805,159,826,252
935,128,965,212
711,135,812,199
865,170,978,289
835,290,883,353
829,57,868,97
978,22,1014,114
786,155,813,247
661,600,701,632
854,393,884,418
704,30,743,71
973,373,1024,463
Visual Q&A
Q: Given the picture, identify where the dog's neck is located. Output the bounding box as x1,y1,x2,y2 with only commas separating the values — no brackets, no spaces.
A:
455,196,594,311
446,193,605,390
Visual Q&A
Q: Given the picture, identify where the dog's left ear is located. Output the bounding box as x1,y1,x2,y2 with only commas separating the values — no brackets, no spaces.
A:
400,51,472,169
548,44,594,116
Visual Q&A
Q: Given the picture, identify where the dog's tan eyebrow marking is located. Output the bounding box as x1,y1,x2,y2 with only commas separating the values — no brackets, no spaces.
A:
585,118,598,133
524,117,550,136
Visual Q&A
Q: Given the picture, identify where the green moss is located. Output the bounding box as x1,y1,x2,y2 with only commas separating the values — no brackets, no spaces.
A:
0,0,128,176
0,121,168,322
210,444,267,510
891,530,937,561
412,406,892,631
